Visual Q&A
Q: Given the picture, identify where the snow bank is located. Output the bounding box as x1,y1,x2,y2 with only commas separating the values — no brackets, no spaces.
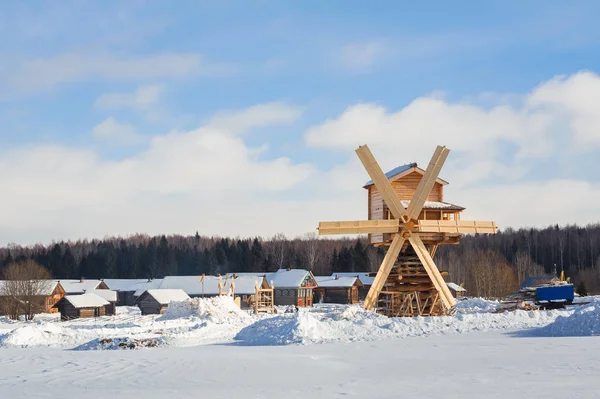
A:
235,306,562,346
532,298,600,337
159,296,251,324
455,297,499,314
115,306,142,316
0,324,77,348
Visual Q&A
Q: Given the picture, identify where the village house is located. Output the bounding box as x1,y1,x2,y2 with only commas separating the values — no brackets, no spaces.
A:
330,272,374,300
135,289,190,315
85,289,118,315
268,269,317,307
53,293,110,321
103,279,163,306
0,280,65,315
314,275,363,305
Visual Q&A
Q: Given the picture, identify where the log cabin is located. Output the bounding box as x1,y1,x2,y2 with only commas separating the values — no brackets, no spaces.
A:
314,275,363,304
329,272,374,300
103,279,163,306
53,293,110,321
85,289,118,315
0,280,65,314
363,163,465,245
135,289,190,315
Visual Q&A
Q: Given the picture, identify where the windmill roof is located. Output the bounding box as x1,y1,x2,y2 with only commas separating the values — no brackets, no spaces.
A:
363,163,449,188
400,200,465,211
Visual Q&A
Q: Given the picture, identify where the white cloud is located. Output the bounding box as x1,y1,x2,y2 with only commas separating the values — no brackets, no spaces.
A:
94,84,165,110
208,102,303,133
338,41,384,69
0,103,314,245
92,117,145,146
3,52,234,94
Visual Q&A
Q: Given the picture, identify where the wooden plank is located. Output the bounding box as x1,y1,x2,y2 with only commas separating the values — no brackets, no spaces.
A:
407,146,449,221
363,234,406,310
417,220,497,234
408,235,456,310
318,219,400,235
355,145,407,220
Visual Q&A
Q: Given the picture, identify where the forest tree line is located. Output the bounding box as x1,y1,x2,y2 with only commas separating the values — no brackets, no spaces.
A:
2,223,600,298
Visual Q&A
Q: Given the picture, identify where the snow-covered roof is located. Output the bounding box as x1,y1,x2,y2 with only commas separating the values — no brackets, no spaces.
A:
315,276,360,288
85,289,118,302
231,276,267,295
158,275,235,296
0,280,62,296
265,269,315,288
363,163,449,188
143,289,190,305
446,282,466,292
55,279,104,294
330,272,375,285
64,293,110,308
103,279,163,292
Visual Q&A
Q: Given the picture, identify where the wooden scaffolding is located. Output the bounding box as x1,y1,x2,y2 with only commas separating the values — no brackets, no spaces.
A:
252,282,275,314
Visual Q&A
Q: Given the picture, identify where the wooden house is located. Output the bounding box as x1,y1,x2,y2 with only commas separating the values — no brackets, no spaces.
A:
267,269,317,307
329,272,374,300
0,280,65,315
363,163,465,245
103,279,163,306
135,289,190,315
53,293,110,321
85,289,118,315
446,282,466,298
314,275,363,304
55,279,109,295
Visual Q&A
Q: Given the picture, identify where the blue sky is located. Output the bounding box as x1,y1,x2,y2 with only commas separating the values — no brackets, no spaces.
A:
2,1,600,245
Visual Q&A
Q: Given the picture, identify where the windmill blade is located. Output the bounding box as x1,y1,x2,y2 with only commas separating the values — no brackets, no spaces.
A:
417,220,497,234
318,220,401,235
406,146,450,221
363,234,406,311
408,234,456,310
356,145,407,221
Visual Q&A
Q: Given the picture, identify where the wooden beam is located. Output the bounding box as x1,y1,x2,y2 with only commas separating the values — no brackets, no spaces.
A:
355,145,407,221
408,235,456,310
407,146,450,221
417,220,497,234
363,234,406,311
318,219,401,235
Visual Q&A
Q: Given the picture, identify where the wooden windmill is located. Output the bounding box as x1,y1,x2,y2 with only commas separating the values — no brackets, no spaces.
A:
318,145,497,316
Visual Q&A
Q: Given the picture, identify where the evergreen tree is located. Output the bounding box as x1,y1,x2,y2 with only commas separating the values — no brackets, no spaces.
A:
61,246,78,279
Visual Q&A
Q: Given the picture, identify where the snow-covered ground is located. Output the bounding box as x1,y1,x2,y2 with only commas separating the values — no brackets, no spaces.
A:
1,296,599,398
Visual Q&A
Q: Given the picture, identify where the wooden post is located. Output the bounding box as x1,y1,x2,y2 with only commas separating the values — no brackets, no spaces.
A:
363,234,406,311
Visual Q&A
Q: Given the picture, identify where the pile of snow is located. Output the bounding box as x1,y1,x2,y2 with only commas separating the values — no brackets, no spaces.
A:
0,324,75,348
235,305,563,346
159,296,251,324
75,336,167,350
455,298,499,314
533,298,600,337
115,306,142,316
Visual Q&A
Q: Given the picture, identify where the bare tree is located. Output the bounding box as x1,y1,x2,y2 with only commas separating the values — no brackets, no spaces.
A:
514,251,544,285
0,260,53,320
268,233,289,270
297,233,325,274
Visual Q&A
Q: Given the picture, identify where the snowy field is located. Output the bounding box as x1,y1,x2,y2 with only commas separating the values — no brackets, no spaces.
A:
1,297,600,398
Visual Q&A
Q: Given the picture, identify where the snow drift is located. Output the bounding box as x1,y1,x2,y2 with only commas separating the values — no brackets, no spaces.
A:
532,298,600,337
159,296,252,324
234,303,561,346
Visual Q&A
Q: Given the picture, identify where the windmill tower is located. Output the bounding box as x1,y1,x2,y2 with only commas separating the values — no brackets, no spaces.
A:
318,145,497,317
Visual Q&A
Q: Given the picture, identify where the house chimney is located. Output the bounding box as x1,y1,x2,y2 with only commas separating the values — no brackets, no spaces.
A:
335,275,339,280
80,277,84,283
